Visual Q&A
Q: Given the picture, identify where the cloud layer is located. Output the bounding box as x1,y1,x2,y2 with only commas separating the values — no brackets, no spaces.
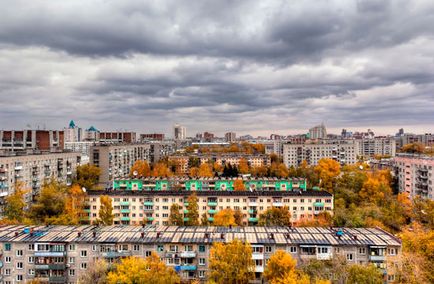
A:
1,0,433,136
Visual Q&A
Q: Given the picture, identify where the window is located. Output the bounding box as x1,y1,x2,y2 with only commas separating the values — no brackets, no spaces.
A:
81,262,88,269
80,250,87,257
346,253,353,261
5,268,11,275
133,244,140,251
199,271,206,278
5,256,11,263
17,262,23,269
198,245,206,253
289,246,297,253
28,244,34,251
17,275,23,282
145,251,152,257
358,248,366,254
69,269,75,276
265,246,272,253
69,257,75,264
169,245,178,252
199,258,206,265
157,245,164,252
92,245,97,251
4,243,11,251
69,244,76,251
388,248,397,255
28,269,35,275
28,256,34,263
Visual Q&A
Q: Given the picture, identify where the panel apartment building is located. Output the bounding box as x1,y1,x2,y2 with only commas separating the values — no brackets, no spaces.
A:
83,177,331,225
89,144,151,187
0,225,402,284
355,137,396,158
393,154,434,200
283,140,359,167
0,152,81,214
0,130,64,153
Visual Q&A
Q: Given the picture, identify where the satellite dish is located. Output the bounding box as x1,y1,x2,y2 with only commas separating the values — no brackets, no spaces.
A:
133,170,138,176
82,187,87,193
359,165,363,170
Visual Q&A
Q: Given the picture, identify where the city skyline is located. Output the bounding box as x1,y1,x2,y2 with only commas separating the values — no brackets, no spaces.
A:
1,1,434,135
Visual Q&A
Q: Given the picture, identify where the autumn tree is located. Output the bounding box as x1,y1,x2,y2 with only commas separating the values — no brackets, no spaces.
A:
76,164,101,190
28,180,68,224
189,167,199,177
198,163,213,177
401,142,425,154
213,208,237,227
359,171,392,205
251,166,268,177
238,158,250,174
169,203,183,225
58,184,87,225
209,239,254,284
201,212,209,225
264,250,311,284
314,158,340,193
78,258,109,284
259,206,291,226
97,195,114,225
107,253,180,284
152,162,173,177
4,182,28,223
233,179,245,191
213,162,224,174
129,160,151,177
234,209,243,226
185,193,199,226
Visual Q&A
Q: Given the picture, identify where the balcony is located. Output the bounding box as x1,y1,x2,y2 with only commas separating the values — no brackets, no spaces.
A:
120,216,130,221
146,217,154,221
184,217,190,222
14,165,23,171
208,201,218,206
49,276,66,283
272,202,283,207
369,255,386,262
120,209,130,213
255,266,264,273
248,201,258,206
208,217,214,222
120,201,130,206
184,202,189,206
180,251,197,258
248,209,257,214
35,251,66,257
102,251,133,258
184,209,189,214
143,201,154,206
208,209,217,214
314,202,324,207
178,265,197,271
35,263,66,270
248,217,258,223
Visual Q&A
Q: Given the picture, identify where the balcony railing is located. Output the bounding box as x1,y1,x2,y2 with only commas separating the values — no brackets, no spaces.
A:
101,251,132,258
35,251,66,257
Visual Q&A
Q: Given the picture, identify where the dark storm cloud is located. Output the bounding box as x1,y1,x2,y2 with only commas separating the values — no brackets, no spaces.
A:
0,0,434,135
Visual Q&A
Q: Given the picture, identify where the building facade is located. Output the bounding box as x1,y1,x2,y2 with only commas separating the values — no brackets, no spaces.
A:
0,225,401,284
98,132,137,144
225,132,236,142
0,152,80,214
174,124,187,140
0,130,64,153
283,140,359,167
309,124,327,139
393,154,434,199
89,144,151,186
140,133,165,141
355,137,396,158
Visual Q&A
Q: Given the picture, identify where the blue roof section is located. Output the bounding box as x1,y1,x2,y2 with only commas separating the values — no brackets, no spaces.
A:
87,126,99,132
69,120,76,128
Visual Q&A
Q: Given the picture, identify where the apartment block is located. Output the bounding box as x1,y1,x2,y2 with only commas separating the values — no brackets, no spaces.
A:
283,140,359,167
89,144,151,186
139,133,165,141
393,154,434,199
64,142,99,165
355,137,396,158
99,132,137,143
0,152,80,214
169,154,271,175
0,225,401,284
0,130,64,153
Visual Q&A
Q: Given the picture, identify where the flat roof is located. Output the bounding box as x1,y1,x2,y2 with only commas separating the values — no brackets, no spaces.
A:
87,190,332,197
0,225,400,247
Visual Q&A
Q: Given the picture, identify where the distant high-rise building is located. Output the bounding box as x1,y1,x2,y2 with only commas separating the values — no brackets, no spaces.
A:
0,130,64,152
64,120,83,142
309,123,327,139
225,132,236,142
173,124,187,140
203,132,214,141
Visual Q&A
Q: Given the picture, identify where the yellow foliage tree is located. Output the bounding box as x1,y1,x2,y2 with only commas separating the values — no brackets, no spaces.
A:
107,253,180,284
97,195,114,225
213,208,237,227
152,162,173,177
130,160,151,177
209,239,254,284
198,163,213,177
315,158,340,192
238,158,250,174
264,250,311,284
233,179,246,191
61,184,87,225
4,182,28,223
189,167,199,177
213,162,224,173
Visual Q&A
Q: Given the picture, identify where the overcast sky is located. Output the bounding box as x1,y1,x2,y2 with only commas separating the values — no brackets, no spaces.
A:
0,0,433,137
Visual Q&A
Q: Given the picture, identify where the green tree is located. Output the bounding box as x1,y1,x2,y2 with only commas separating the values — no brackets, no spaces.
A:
169,203,183,225
347,264,383,284
185,193,199,226
97,195,114,225
209,239,254,284
76,164,101,190
259,206,291,226
29,180,68,224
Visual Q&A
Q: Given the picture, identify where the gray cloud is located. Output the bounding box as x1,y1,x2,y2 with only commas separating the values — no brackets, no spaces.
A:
0,0,434,136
